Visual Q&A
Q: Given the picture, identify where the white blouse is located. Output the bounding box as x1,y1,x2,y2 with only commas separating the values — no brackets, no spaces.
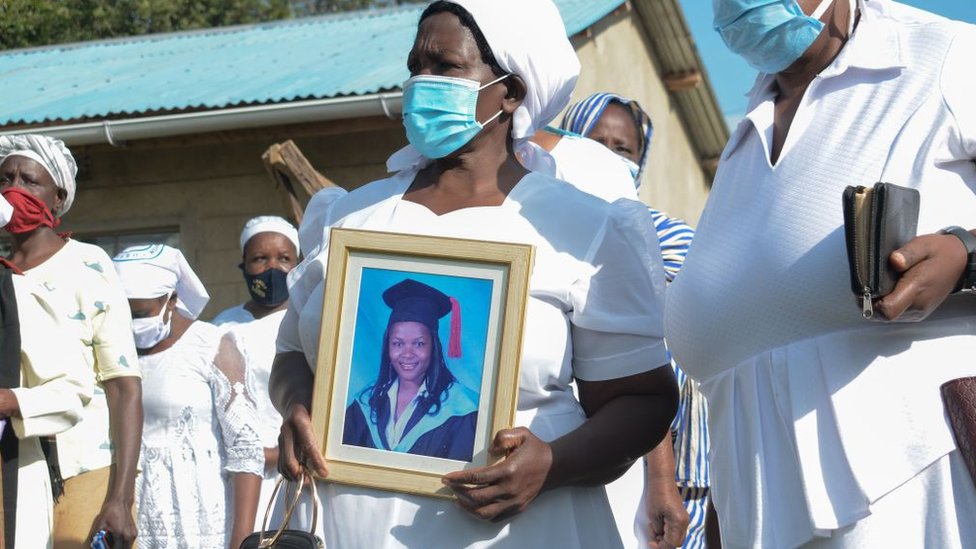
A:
278,168,670,548
665,3,976,548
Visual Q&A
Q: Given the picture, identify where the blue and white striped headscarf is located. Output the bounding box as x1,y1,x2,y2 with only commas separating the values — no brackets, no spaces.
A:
560,92,654,182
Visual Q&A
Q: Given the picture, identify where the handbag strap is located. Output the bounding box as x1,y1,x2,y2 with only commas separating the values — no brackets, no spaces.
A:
257,470,321,548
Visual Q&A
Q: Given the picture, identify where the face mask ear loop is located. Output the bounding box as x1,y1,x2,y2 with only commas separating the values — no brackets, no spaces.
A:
478,109,505,127
810,0,834,21
477,73,511,91
476,74,510,128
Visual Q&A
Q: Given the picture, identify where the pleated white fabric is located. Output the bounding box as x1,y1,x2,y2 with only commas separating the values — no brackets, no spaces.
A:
665,2,976,547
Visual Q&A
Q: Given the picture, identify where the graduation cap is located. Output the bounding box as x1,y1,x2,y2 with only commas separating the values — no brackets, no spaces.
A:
383,278,462,358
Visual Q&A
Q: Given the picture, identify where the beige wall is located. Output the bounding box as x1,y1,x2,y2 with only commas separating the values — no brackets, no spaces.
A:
571,10,711,225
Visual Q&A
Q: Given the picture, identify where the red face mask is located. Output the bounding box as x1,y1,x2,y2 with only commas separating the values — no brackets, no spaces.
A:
0,187,60,234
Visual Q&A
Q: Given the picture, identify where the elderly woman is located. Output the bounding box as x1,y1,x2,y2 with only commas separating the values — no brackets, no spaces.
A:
212,215,300,326
270,1,678,547
0,134,143,549
211,215,300,523
562,92,708,549
0,198,94,549
560,93,694,277
113,244,264,549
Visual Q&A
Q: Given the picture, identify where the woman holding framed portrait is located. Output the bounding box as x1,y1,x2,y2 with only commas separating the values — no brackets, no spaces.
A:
270,1,679,547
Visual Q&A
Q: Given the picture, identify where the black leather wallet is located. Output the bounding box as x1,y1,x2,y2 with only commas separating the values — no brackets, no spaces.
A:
842,182,920,319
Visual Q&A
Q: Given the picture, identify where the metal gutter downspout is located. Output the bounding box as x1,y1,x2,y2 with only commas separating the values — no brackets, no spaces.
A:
1,92,404,147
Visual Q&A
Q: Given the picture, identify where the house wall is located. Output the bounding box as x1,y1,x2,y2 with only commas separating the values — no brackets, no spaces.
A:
570,8,712,225
59,11,714,318
63,120,406,320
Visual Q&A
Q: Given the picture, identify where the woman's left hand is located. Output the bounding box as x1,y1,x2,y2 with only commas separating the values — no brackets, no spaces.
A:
441,427,552,522
877,232,969,321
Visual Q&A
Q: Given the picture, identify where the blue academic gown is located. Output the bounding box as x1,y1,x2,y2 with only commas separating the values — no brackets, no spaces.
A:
343,382,479,462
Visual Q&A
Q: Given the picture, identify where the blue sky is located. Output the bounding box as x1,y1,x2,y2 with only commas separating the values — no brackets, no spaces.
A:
677,1,975,124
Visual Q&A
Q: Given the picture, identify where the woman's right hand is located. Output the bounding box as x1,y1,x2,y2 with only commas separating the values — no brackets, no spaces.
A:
277,403,329,481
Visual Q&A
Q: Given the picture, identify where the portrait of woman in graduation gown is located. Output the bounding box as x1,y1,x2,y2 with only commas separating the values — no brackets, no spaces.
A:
342,278,478,462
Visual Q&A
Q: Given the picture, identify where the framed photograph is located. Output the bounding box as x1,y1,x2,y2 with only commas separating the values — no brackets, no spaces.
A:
310,228,534,498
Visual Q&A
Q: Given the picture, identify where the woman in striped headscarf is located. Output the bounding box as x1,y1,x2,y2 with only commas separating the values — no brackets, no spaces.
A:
560,92,654,183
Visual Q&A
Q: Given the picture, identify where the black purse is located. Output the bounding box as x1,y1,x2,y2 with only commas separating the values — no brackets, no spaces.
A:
239,473,323,549
842,182,920,319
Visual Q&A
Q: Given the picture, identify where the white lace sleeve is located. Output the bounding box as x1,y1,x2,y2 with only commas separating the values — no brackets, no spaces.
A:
211,333,264,476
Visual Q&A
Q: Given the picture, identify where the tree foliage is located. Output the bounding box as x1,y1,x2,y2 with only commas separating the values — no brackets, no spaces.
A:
0,0,423,51
291,0,373,15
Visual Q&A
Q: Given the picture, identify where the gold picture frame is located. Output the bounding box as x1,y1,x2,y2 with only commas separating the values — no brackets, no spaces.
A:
310,228,534,498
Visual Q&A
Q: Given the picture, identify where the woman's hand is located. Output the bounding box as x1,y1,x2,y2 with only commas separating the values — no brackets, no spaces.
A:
877,232,970,321
0,388,18,418
441,427,552,522
645,482,688,549
89,500,137,549
645,432,688,549
277,403,328,481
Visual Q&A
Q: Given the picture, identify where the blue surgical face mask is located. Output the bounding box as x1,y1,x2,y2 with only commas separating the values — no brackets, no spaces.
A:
402,73,510,159
713,0,833,74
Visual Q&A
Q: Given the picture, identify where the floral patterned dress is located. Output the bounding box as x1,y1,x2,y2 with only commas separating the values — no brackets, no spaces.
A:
136,321,263,548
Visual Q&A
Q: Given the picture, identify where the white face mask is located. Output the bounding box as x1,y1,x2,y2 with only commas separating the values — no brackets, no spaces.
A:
132,295,172,349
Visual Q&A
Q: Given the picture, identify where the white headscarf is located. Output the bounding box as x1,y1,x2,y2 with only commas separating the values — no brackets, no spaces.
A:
0,194,11,228
386,0,580,173
0,134,78,216
112,244,210,320
239,215,300,254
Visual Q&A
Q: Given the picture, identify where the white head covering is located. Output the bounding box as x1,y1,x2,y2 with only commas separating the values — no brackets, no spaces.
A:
0,134,78,216
112,244,210,320
387,0,580,173
0,194,11,228
239,215,300,254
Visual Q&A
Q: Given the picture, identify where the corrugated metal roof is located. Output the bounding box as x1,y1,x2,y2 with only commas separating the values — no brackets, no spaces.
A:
632,0,729,179
0,0,623,127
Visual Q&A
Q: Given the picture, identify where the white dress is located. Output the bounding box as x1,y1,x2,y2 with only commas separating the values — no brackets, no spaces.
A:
278,169,671,549
665,3,976,548
225,310,287,522
136,321,264,548
211,303,254,326
540,134,658,548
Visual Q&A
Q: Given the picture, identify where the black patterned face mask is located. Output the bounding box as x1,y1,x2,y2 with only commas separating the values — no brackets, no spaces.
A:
242,266,289,307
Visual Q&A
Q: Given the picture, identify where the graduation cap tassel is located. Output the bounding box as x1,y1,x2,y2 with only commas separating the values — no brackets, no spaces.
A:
448,296,462,359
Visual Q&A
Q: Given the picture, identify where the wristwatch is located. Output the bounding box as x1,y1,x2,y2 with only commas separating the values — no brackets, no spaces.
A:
939,226,976,293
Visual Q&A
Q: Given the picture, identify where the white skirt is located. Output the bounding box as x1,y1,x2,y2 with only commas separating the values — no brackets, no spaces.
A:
802,450,976,549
